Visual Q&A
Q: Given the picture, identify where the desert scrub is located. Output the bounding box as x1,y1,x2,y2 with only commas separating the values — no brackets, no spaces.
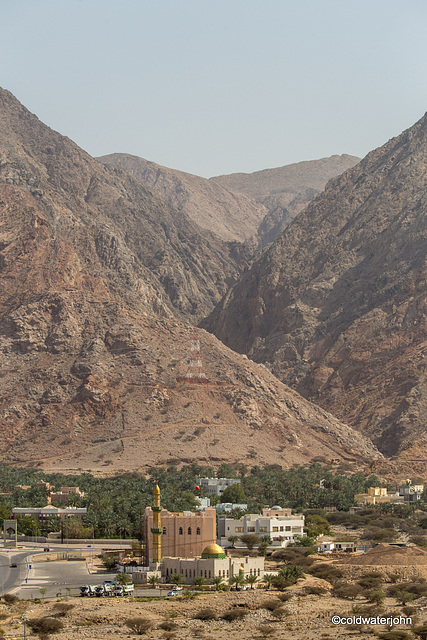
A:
51,602,74,616
222,608,249,621
159,620,179,630
125,616,154,634
27,617,64,637
193,608,217,621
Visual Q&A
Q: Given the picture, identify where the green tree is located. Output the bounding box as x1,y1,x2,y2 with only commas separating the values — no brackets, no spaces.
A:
245,574,258,589
115,572,133,585
148,575,160,588
263,573,274,590
305,514,330,538
227,535,239,548
239,534,260,550
101,553,117,570
210,575,224,590
229,574,245,590
221,483,247,504
170,573,184,586
193,576,207,589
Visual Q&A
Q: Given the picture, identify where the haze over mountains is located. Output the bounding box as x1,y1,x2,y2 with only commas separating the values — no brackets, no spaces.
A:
0,88,378,474
204,112,427,460
98,153,360,247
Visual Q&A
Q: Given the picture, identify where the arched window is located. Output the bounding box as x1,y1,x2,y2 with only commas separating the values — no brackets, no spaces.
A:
208,570,211,578
196,527,201,535
179,527,183,535
258,568,260,576
166,568,169,576
185,569,187,577
204,570,207,578
188,527,192,535
163,527,166,535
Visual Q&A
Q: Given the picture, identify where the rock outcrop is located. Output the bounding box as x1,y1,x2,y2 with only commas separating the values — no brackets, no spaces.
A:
204,113,427,456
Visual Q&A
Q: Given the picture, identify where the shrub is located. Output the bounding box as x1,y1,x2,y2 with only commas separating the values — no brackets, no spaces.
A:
413,625,427,640
3,594,19,605
303,585,327,595
222,608,249,621
27,618,64,637
125,617,154,634
332,582,363,600
158,621,178,631
277,592,293,602
193,608,217,621
259,599,282,612
257,624,276,637
357,575,383,590
366,590,385,605
52,603,74,616
401,606,416,616
380,632,411,640
271,606,289,619
308,564,343,583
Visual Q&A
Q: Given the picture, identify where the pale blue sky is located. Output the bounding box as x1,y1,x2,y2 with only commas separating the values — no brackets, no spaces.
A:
2,0,426,177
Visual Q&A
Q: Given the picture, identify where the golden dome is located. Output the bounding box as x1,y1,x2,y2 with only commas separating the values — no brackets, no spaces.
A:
201,543,226,558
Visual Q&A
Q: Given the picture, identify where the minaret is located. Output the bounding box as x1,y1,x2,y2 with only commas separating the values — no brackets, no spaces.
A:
151,485,162,564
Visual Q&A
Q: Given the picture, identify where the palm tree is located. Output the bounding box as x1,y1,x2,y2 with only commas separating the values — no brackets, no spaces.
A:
245,574,258,589
192,576,207,589
262,573,274,590
229,574,245,590
210,575,224,591
148,575,160,589
170,573,184,586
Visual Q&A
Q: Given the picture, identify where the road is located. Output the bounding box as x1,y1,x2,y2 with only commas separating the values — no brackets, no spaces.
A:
0,542,168,599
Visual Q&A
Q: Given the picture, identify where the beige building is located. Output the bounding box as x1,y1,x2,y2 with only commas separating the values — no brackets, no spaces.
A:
143,506,216,564
162,543,265,583
218,508,304,548
354,487,403,506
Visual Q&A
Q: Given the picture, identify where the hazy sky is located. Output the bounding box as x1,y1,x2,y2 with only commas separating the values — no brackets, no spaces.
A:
2,0,427,177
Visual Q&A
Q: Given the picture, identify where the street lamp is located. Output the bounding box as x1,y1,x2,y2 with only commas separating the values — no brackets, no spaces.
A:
22,616,28,640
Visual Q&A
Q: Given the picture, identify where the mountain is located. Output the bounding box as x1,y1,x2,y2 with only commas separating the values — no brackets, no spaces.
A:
0,89,251,322
0,88,380,473
204,114,427,458
211,155,360,246
97,153,267,244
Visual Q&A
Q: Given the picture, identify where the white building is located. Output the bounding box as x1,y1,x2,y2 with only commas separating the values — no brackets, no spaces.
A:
218,507,304,548
197,477,240,496
215,503,248,513
162,544,265,582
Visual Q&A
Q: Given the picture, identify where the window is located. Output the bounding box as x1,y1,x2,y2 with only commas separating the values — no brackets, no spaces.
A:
227,570,229,577
247,527,255,532
166,568,169,576
249,568,252,575
285,526,291,531
259,527,267,533
272,527,278,532
163,527,166,534
235,527,244,533
179,527,183,535
258,568,260,576
188,527,192,535
280,526,283,531
196,527,200,535
208,570,211,578
185,569,187,577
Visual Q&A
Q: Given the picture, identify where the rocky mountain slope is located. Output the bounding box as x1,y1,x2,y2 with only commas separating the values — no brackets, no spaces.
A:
0,88,380,473
204,114,427,458
0,89,251,323
211,155,360,246
98,153,268,244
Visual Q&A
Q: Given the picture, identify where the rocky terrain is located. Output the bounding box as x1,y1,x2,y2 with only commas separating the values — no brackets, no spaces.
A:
0,88,380,473
204,113,427,458
99,153,360,248
97,153,267,244
211,155,360,246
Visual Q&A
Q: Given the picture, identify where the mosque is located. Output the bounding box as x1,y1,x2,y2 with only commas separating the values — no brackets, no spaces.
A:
140,485,265,584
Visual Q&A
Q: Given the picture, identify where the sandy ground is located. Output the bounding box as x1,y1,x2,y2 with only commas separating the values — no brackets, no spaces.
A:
0,577,422,640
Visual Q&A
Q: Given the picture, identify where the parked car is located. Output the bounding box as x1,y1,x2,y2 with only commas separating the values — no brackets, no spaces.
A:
167,591,178,596
10,563,18,568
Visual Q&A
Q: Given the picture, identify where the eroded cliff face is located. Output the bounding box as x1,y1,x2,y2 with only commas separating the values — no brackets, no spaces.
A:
0,89,380,473
204,113,427,456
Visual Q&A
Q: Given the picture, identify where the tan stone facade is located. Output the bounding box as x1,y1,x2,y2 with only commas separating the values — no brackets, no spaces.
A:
143,507,216,564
